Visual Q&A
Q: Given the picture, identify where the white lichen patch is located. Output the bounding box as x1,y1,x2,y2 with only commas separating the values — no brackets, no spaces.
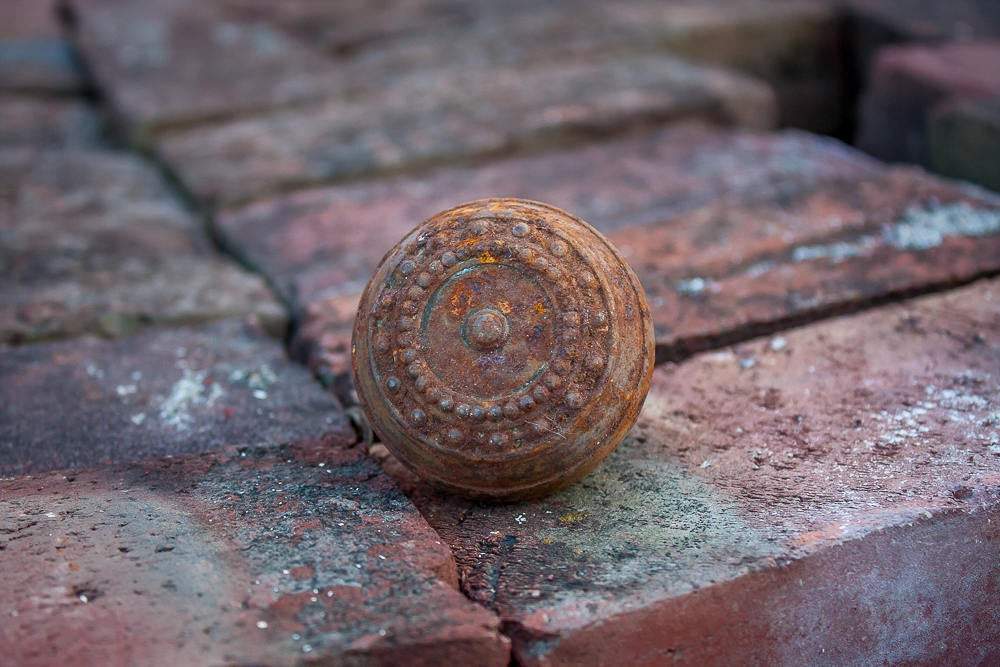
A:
867,373,997,451
884,202,1000,251
675,276,715,296
791,237,877,263
158,367,224,431
228,364,279,395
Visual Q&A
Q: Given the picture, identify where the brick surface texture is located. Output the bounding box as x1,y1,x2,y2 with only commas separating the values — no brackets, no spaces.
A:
0,148,283,343
3,0,1000,664
0,318,355,475
398,279,1000,665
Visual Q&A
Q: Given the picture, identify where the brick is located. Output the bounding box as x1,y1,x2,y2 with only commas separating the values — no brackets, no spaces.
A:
271,0,844,133
0,149,283,343
0,96,101,147
0,443,510,666
308,169,1000,402
596,0,847,133
216,124,875,398
0,318,355,476
157,54,776,207
611,167,1000,359
219,0,487,56
0,40,83,94
857,40,1000,165
0,0,64,40
846,0,1000,81
219,124,876,305
397,279,1000,665
67,0,342,135
929,96,1000,192
0,0,82,94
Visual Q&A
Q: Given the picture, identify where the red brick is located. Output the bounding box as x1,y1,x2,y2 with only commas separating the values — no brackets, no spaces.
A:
0,0,64,40
846,0,1000,80
219,124,875,305
0,318,355,476
216,124,875,398
243,0,843,133
399,278,1000,665
0,443,509,666
219,0,486,55
0,149,283,343
0,96,101,147
0,0,83,95
611,167,1000,359
0,40,83,94
157,55,776,207
857,40,1000,165
66,0,342,134
930,96,1000,192
599,0,846,133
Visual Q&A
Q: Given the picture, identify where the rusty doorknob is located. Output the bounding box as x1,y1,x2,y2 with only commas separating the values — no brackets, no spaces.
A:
351,198,655,500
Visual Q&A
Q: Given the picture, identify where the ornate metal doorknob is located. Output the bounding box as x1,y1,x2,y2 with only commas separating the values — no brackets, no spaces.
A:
351,199,654,500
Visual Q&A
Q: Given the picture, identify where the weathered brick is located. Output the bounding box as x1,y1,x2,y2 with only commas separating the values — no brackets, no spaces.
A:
0,443,510,666
254,0,844,133
929,96,1000,192
157,55,776,207
597,0,847,133
0,0,83,94
0,40,82,94
67,0,342,135
611,167,1000,359
219,0,488,55
0,0,64,40
0,318,355,476
397,279,1000,665
846,0,1000,81
219,124,876,305
0,149,283,343
0,96,101,147
857,40,1000,165
216,124,876,398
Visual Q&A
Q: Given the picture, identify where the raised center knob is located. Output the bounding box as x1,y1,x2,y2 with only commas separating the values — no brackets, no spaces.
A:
463,307,510,351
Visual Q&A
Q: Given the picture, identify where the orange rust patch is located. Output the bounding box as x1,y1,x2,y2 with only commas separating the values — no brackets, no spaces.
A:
478,250,499,264
448,283,475,317
533,302,547,315
497,299,512,314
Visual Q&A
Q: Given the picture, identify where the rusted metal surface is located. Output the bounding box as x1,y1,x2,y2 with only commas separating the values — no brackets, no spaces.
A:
352,198,655,500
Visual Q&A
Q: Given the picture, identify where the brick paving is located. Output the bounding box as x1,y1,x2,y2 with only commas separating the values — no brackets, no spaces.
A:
2,0,999,665
157,55,775,208
398,279,1000,665
0,444,508,666
0,0,82,95
0,318,355,475
0,148,282,343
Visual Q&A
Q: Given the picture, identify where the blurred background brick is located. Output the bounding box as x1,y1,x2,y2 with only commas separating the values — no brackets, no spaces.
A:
0,0,83,95
930,96,1000,192
858,41,1000,166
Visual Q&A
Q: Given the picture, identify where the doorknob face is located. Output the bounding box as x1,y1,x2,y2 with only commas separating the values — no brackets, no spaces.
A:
351,198,655,501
